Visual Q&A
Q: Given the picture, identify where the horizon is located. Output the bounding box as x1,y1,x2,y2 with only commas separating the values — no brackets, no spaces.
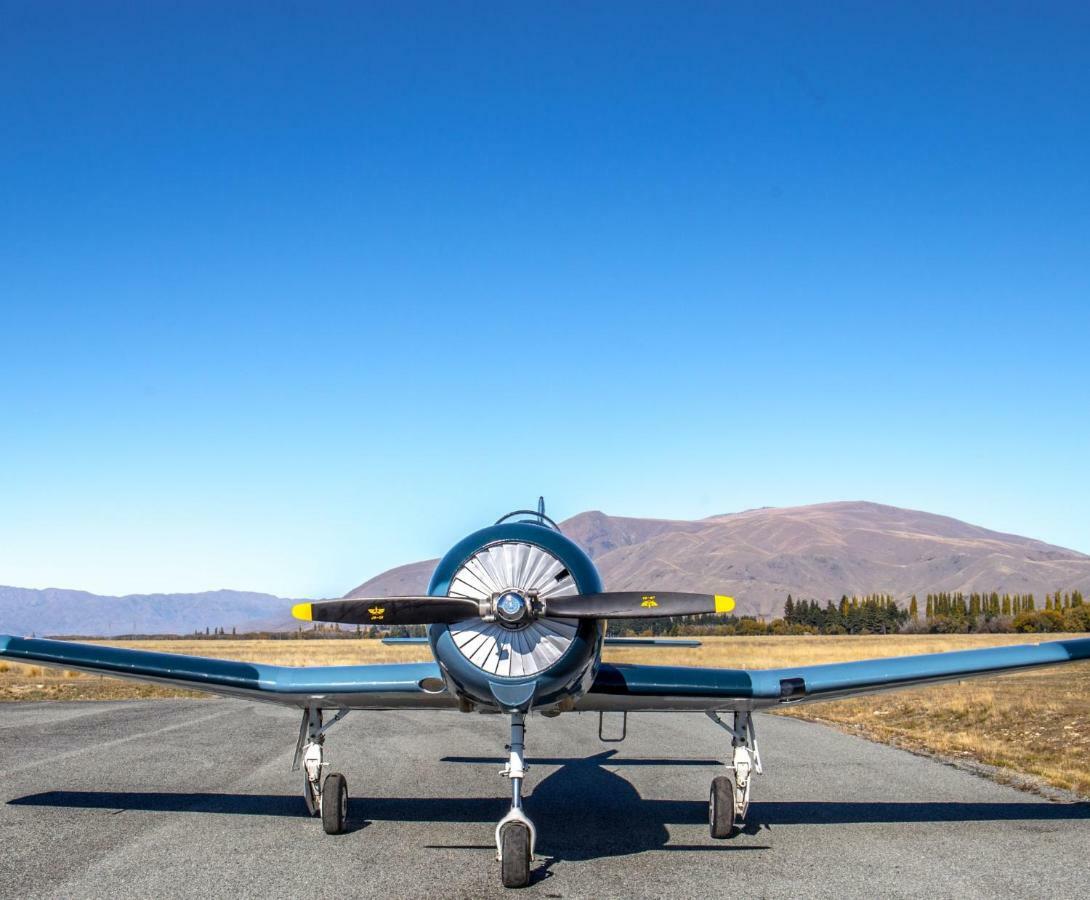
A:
2,4,1088,596
5,498,1089,598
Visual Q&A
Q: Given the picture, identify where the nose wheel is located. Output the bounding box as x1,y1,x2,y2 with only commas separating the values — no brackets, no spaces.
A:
495,713,536,888
499,820,532,888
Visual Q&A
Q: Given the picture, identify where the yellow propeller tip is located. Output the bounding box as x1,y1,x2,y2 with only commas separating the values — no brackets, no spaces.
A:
291,603,313,621
714,595,735,613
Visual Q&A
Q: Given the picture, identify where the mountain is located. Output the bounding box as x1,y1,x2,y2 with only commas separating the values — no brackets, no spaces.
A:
349,502,1090,618
5,502,1089,636
0,587,299,637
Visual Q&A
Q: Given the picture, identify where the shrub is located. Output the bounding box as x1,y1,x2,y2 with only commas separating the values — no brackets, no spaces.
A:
735,618,770,636
925,615,969,634
1012,609,1065,633
1062,605,1090,632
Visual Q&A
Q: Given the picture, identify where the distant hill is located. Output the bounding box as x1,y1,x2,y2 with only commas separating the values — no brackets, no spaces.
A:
350,501,1090,619
5,502,1090,636
0,587,299,637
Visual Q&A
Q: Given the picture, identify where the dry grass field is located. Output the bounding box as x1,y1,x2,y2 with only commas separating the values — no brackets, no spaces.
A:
2,634,1087,795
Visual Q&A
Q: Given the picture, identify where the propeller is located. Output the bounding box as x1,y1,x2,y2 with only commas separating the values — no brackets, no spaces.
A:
292,596,481,626
543,592,735,619
292,591,734,626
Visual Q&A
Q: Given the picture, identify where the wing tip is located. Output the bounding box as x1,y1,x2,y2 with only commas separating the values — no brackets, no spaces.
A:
291,603,313,622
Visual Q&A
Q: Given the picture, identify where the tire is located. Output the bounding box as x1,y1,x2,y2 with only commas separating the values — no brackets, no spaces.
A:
499,822,531,888
321,772,348,835
709,775,736,839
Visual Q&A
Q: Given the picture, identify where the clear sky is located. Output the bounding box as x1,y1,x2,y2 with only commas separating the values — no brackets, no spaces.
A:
1,2,1088,598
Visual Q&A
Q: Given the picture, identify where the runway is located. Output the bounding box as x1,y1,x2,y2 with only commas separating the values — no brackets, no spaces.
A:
1,701,1087,899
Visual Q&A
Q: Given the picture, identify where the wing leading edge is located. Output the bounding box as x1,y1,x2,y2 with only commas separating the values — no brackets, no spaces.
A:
0,634,456,710
579,636,1090,712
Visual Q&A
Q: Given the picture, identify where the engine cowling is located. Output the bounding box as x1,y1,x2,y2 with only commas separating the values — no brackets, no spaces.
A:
426,520,603,712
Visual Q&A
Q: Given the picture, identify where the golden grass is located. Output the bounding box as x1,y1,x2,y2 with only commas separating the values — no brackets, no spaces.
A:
2,634,1087,796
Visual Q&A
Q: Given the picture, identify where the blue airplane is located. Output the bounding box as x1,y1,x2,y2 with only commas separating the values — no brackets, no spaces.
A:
2,500,1088,888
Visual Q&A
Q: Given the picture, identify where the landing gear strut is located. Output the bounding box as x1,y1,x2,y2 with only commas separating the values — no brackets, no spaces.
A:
495,713,535,888
293,704,350,834
706,710,762,838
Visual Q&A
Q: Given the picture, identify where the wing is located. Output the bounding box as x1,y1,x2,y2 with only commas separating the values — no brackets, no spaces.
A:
0,634,456,710
578,636,1090,712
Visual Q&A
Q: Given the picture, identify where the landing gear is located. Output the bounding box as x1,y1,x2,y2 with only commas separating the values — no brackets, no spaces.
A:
706,710,762,838
293,705,350,833
495,713,535,888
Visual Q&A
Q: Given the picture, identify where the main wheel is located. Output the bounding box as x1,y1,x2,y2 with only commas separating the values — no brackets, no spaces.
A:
499,821,531,888
321,772,348,835
709,774,737,839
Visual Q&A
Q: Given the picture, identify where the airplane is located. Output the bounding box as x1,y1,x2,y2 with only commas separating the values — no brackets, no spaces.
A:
2,498,1089,888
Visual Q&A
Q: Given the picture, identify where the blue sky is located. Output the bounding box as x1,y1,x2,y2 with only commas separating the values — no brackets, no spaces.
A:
1,2,1088,597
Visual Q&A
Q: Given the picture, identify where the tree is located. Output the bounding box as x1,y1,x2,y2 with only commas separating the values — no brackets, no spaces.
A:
909,595,919,621
783,595,795,623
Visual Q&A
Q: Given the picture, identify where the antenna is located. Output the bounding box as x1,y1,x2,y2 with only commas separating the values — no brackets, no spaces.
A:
494,497,561,531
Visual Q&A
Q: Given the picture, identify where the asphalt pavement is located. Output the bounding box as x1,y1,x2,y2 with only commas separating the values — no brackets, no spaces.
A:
1,700,1088,898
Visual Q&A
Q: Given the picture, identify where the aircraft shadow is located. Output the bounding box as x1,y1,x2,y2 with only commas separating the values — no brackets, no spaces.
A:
10,750,1089,864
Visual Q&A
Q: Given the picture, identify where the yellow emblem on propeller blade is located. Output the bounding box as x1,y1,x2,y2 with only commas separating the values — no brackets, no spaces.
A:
368,606,385,620
640,595,658,608
291,603,313,621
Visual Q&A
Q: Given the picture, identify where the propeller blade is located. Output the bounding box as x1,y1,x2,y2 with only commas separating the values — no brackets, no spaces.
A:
292,596,482,626
543,592,735,619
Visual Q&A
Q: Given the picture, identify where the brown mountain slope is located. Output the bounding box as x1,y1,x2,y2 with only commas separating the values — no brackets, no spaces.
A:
348,560,438,599
347,502,1090,618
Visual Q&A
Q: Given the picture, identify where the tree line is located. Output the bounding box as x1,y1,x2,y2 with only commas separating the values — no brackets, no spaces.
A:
614,589,1089,636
